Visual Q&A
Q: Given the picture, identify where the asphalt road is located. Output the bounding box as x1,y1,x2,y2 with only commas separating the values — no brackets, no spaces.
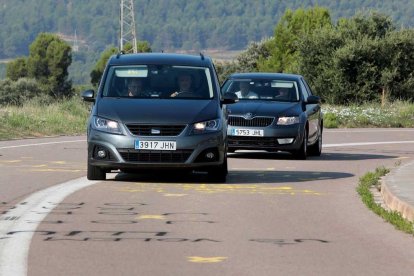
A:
0,129,414,276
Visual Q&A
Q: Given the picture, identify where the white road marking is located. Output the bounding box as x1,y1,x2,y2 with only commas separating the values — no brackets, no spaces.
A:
325,129,414,133
0,139,85,150
0,177,98,276
324,141,414,148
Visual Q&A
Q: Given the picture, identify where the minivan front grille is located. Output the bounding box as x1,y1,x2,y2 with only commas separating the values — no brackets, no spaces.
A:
118,149,193,163
228,116,274,127
126,124,186,136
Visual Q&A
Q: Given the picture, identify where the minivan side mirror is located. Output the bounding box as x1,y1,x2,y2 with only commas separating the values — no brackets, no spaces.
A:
221,93,239,105
306,95,321,104
82,89,95,103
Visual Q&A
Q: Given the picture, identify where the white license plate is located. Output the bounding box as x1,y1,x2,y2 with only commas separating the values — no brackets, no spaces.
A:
231,128,264,137
134,140,176,151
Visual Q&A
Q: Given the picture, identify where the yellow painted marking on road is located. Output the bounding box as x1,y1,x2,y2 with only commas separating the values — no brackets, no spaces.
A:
0,160,22,163
137,215,166,220
266,167,275,170
51,161,67,164
260,187,290,191
119,184,323,196
163,193,188,197
29,168,84,172
32,164,47,168
187,256,227,263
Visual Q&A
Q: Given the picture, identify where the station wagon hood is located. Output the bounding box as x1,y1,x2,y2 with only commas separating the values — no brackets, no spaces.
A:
228,101,302,117
96,98,218,124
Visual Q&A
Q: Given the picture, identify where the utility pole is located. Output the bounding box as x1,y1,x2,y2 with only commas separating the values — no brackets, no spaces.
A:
73,30,79,52
120,0,137,53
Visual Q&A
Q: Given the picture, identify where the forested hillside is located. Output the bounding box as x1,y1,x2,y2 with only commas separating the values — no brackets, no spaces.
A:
1,0,414,59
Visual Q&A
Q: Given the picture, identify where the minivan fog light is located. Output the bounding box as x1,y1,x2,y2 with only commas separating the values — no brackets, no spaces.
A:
206,152,215,159
97,150,107,158
277,138,294,144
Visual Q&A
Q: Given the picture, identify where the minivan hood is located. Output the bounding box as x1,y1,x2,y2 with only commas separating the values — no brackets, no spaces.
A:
96,98,218,124
228,101,302,117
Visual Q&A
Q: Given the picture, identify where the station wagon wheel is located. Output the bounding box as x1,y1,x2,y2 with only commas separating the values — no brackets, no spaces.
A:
293,128,307,160
308,125,322,156
87,160,106,180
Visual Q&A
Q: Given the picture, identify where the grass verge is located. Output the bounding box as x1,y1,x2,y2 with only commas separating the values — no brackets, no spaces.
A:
0,97,89,140
357,167,414,235
323,101,414,128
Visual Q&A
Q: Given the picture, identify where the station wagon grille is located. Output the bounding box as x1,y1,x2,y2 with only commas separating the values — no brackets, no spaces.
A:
228,136,279,147
126,124,186,136
228,116,274,127
118,149,193,163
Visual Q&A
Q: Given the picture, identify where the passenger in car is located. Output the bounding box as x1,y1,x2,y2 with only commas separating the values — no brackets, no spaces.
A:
235,81,258,99
127,78,146,97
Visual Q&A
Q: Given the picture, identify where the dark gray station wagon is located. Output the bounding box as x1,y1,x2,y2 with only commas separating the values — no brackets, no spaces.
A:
222,73,323,159
82,53,237,181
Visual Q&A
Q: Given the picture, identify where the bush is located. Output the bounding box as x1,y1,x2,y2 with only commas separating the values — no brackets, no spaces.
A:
0,78,43,106
323,112,339,128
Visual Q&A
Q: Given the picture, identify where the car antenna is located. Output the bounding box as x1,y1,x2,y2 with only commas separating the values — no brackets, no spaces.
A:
200,52,205,60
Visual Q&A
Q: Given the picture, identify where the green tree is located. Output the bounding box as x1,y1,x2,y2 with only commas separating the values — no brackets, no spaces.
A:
258,7,332,73
27,33,72,98
137,41,152,53
90,46,118,87
236,38,271,72
6,57,28,81
90,41,152,86
297,12,408,105
380,29,414,103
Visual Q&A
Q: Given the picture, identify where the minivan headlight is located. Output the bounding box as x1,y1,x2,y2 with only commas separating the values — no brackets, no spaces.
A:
277,116,299,125
92,116,122,134
190,119,221,134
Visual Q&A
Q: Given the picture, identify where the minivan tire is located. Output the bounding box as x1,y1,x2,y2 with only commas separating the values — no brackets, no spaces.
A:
208,157,228,183
87,161,106,180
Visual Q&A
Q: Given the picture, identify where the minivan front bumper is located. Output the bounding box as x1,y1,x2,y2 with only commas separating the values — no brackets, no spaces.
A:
87,128,226,171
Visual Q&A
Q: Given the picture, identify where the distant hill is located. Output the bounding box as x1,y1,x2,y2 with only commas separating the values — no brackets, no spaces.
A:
1,0,414,59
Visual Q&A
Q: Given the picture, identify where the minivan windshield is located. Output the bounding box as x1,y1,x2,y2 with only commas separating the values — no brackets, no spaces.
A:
102,65,214,99
222,79,300,102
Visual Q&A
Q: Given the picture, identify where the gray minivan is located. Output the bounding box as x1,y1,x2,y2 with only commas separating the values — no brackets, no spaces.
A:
82,53,237,182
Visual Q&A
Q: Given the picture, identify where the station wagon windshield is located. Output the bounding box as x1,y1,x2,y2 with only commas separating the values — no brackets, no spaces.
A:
222,79,300,102
102,65,214,99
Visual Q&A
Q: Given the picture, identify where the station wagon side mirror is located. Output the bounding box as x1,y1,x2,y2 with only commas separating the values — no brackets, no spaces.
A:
82,89,95,103
306,95,321,104
221,93,239,105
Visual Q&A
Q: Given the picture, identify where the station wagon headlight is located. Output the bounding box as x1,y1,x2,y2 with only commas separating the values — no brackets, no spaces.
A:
191,119,221,134
277,116,299,125
92,116,122,134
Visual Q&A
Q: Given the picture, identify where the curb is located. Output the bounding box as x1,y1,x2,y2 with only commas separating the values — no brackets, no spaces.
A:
381,161,414,221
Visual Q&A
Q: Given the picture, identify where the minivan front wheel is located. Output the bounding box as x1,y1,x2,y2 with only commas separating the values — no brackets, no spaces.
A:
87,160,106,180
208,157,228,183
